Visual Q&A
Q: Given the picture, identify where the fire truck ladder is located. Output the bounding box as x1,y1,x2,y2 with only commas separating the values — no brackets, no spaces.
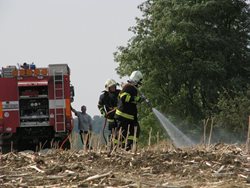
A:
53,71,65,132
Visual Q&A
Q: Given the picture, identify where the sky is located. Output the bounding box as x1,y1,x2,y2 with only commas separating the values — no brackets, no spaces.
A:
0,0,144,117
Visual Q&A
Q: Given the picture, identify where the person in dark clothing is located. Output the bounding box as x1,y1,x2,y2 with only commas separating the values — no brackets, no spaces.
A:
114,70,145,151
98,79,120,145
21,62,29,69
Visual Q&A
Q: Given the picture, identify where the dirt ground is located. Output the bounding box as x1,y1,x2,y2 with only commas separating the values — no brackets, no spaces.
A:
1,143,250,188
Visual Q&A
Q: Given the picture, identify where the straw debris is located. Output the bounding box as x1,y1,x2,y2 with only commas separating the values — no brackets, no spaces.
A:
1,143,249,187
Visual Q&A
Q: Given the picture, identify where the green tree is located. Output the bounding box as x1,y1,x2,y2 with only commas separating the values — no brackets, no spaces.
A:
92,115,104,134
215,90,250,140
114,0,250,140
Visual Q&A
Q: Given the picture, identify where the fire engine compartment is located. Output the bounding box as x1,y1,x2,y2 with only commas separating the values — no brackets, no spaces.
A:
0,64,73,152
19,86,49,127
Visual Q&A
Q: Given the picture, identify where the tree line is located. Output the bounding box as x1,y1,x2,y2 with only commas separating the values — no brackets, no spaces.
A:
114,0,250,144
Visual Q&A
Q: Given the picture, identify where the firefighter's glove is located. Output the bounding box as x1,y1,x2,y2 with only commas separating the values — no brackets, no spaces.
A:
134,96,141,102
140,94,147,102
135,95,145,103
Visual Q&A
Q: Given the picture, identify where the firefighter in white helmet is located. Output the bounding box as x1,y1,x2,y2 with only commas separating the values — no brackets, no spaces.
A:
114,70,145,151
98,79,121,145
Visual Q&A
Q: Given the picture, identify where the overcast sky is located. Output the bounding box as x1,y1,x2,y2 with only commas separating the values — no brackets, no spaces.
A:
0,0,144,117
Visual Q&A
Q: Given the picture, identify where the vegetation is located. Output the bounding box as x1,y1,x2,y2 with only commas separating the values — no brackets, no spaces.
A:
114,0,250,144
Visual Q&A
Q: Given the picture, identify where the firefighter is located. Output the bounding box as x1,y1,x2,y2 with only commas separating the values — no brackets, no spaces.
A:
71,105,92,150
98,79,120,146
114,70,145,151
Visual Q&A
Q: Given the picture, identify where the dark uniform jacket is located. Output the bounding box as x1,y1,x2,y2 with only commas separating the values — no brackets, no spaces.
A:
115,83,141,122
98,89,120,120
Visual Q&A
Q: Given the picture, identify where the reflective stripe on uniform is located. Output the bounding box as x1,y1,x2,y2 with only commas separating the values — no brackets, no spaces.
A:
107,119,115,122
98,107,105,115
117,138,136,144
99,106,104,111
119,92,131,103
115,109,134,120
128,136,137,141
119,92,126,98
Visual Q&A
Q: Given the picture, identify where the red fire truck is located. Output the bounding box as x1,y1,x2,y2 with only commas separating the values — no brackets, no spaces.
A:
0,64,74,152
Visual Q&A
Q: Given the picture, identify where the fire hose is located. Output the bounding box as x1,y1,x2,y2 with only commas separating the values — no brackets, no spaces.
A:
60,120,74,149
102,108,116,145
102,118,108,145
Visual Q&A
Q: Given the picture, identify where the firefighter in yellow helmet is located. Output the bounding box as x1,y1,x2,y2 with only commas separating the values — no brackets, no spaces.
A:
98,79,121,145
114,70,145,151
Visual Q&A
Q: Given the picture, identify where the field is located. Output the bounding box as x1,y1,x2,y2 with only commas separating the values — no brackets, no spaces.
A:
1,142,250,188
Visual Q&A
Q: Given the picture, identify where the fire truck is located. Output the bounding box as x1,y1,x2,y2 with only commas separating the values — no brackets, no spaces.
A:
0,64,74,152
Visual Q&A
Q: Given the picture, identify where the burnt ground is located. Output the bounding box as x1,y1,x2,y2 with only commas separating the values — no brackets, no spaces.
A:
0,143,250,188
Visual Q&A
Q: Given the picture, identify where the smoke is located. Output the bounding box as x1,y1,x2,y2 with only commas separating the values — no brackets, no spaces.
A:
206,126,246,144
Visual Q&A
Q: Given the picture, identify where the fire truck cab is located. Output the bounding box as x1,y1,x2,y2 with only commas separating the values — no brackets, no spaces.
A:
0,63,74,152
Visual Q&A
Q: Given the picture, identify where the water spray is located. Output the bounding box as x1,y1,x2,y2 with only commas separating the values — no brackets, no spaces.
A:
152,108,194,147
140,93,195,148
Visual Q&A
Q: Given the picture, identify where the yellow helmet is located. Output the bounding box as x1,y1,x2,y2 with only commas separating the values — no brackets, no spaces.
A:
105,79,117,91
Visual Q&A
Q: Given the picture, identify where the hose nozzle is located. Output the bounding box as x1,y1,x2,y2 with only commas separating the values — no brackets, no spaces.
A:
145,98,152,108
140,93,152,108
142,95,151,107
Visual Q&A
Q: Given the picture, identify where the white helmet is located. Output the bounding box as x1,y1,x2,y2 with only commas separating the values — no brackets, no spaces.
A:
105,79,117,91
129,70,143,85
